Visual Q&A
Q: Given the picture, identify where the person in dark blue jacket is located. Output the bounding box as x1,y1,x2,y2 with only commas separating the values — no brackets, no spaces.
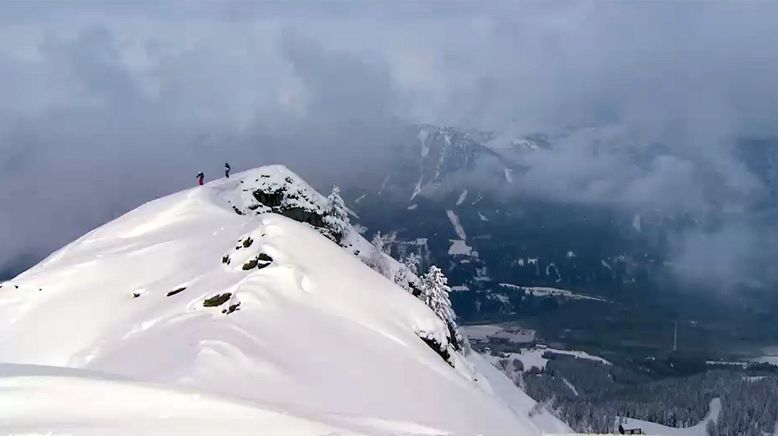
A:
224,163,231,178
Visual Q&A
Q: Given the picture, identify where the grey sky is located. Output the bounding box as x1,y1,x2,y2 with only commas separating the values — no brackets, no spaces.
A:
1,1,777,285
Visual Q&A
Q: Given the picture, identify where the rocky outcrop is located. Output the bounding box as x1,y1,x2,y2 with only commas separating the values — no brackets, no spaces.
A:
418,332,453,367
232,170,336,240
166,287,186,297
242,253,273,270
203,293,232,307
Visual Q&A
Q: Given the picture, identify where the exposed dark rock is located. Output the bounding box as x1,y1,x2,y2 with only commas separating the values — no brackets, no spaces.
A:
242,259,258,270
243,253,273,270
231,171,337,241
256,253,273,269
409,282,422,297
447,323,462,351
222,302,241,314
166,287,186,297
132,291,142,298
242,237,253,248
222,255,231,265
418,335,453,367
231,205,243,215
278,207,325,228
248,185,326,228
203,293,232,307
252,189,285,208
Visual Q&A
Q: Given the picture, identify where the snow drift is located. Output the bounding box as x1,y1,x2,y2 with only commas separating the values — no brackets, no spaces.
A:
0,165,560,435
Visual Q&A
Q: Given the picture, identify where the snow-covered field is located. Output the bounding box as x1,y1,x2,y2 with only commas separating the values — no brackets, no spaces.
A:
0,166,563,435
462,324,536,345
749,346,778,366
448,239,473,256
489,347,611,373
498,284,607,302
752,356,778,366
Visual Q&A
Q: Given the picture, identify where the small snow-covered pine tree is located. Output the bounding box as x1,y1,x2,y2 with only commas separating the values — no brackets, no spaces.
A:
323,186,350,243
367,232,390,278
393,253,422,294
419,265,463,350
403,253,421,275
420,266,455,322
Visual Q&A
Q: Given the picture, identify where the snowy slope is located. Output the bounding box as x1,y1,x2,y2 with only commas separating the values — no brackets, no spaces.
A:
0,165,556,435
471,355,573,434
0,364,364,436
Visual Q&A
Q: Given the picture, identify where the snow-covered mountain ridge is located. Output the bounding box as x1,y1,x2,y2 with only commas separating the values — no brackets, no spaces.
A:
0,165,567,435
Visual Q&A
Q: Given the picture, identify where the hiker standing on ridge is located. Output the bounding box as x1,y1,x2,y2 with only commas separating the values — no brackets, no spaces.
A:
224,162,231,178
196,171,204,186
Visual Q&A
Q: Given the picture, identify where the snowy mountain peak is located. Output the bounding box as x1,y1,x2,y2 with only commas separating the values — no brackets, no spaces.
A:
0,165,563,435
415,125,503,183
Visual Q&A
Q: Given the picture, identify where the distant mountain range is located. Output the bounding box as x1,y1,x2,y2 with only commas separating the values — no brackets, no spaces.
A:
348,125,778,354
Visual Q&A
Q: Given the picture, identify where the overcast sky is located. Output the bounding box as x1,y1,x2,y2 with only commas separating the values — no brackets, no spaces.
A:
2,1,778,284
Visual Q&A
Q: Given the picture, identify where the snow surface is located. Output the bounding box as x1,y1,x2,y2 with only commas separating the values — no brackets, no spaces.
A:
632,213,642,232
491,347,611,373
462,324,504,339
418,128,430,158
377,175,390,196
562,378,579,396
462,325,535,345
504,167,514,183
446,209,468,239
498,284,606,303
456,189,469,206
448,239,473,256
0,364,364,436
750,347,778,366
751,355,778,366
471,354,573,435
0,165,560,435
478,211,490,222
410,177,423,201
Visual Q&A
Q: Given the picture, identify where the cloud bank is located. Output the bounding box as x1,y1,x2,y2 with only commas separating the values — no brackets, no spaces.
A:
1,2,777,286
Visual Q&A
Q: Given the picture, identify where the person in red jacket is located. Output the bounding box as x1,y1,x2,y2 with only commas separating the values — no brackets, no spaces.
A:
196,171,204,186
